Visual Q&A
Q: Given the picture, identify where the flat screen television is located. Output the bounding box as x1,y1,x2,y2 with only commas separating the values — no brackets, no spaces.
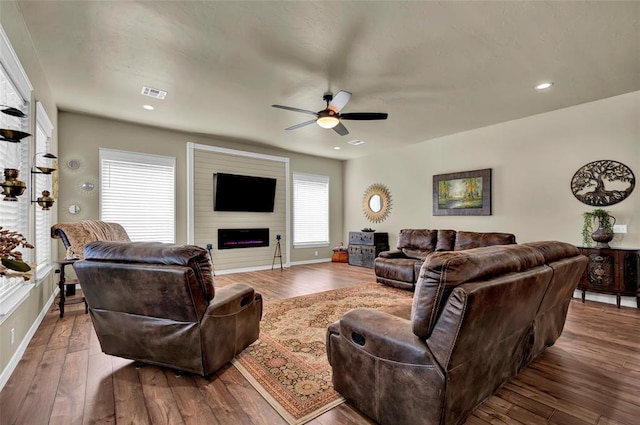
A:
213,172,277,212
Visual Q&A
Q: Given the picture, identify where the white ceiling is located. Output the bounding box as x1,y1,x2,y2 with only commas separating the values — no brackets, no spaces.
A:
17,1,640,160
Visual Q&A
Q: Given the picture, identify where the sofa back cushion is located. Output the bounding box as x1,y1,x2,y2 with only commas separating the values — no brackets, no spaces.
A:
454,231,516,251
411,244,545,339
397,229,437,260
435,229,457,251
522,241,587,359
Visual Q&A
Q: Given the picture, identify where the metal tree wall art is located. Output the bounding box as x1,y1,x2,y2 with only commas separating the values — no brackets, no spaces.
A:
571,160,635,206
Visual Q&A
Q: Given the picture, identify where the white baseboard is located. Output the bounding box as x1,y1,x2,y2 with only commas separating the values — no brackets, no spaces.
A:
289,258,332,266
214,258,332,275
572,289,637,308
214,263,291,276
0,287,58,391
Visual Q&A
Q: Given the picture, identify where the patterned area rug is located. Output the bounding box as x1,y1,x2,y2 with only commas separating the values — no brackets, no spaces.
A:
232,283,414,425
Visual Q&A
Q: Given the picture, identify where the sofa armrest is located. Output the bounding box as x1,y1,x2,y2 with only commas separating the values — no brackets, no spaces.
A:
206,283,257,317
336,308,434,365
378,249,408,259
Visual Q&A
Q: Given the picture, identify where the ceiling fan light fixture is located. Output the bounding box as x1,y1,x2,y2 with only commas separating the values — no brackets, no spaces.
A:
317,116,340,129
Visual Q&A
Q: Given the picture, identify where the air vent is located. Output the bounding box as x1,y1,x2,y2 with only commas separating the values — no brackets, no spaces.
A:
348,139,365,146
141,86,167,100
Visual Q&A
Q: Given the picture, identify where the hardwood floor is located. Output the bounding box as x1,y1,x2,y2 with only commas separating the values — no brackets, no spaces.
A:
1,262,639,425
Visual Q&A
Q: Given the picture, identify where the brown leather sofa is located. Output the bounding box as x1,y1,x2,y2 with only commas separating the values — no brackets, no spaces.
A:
374,229,516,290
74,241,262,377
327,241,587,425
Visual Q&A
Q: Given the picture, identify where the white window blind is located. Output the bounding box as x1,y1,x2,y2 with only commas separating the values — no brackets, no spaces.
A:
100,148,175,243
0,24,34,317
34,101,54,281
293,173,329,248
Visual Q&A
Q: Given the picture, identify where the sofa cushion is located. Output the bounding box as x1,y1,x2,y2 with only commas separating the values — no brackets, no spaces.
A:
454,231,516,251
397,229,437,256
411,244,545,339
374,257,421,283
522,241,580,263
83,241,215,301
435,229,457,251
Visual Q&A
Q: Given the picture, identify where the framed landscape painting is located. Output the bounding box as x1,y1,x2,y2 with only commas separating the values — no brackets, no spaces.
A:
433,168,492,216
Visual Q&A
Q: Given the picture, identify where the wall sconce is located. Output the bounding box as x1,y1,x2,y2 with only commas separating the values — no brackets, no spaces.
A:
31,152,57,210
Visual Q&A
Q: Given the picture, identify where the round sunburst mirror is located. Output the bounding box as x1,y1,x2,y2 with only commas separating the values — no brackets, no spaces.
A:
362,183,392,223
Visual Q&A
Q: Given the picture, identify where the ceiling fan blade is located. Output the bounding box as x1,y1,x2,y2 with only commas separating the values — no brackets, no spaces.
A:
340,112,388,120
332,122,349,136
272,105,318,116
285,119,317,131
328,91,352,113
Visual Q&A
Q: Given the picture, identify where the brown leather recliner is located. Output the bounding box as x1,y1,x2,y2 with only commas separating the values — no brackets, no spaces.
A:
74,241,262,377
327,241,586,425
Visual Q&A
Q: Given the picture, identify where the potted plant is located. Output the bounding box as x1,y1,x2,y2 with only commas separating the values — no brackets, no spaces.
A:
582,209,616,248
0,226,33,275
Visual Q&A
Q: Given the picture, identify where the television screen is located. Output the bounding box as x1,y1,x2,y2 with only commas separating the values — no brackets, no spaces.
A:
214,173,277,212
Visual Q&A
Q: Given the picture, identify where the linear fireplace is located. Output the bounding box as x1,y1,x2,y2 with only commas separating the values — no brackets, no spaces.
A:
218,228,270,250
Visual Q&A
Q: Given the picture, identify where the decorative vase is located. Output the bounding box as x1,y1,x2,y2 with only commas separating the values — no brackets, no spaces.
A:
591,216,615,248
36,190,55,210
0,168,26,201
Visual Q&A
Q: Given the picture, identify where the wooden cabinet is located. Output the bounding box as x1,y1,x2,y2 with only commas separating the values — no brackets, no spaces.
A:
577,247,640,308
348,232,389,268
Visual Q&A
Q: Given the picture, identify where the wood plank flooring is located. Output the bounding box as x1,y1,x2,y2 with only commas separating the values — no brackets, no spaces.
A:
1,262,639,425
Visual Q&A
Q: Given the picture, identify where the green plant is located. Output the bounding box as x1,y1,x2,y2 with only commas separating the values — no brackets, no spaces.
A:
582,209,614,247
0,226,33,273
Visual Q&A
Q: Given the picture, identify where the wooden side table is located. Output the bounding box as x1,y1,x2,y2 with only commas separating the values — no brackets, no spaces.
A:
54,259,88,318
577,247,640,308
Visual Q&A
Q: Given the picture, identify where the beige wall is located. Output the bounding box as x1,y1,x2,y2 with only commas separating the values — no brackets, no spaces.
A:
345,91,640,251
0,4,58,381
57,112,344,263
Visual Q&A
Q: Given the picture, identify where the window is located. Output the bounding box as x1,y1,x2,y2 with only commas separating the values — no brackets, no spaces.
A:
0,25,34,317
34,101,54,281
100,148,175,242
293,173,329,248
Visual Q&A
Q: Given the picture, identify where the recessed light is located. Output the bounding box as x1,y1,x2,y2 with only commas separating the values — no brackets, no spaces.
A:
333,146,341,150
143,104,154,110
348,139,365,146
534,82,553,91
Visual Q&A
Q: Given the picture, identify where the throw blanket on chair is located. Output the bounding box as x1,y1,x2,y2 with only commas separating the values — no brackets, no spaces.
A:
51,220,131,258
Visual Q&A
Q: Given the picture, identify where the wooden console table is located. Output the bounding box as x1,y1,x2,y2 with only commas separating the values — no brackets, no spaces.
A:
54,259,88,318
348,231,389,268
577,247,640,308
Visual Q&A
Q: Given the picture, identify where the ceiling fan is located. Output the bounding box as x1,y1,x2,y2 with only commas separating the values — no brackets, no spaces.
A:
272,90,388,136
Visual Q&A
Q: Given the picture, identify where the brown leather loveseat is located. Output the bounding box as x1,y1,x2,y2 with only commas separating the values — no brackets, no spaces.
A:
74,241,262,377
327,241,587,425
374,229,516,290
